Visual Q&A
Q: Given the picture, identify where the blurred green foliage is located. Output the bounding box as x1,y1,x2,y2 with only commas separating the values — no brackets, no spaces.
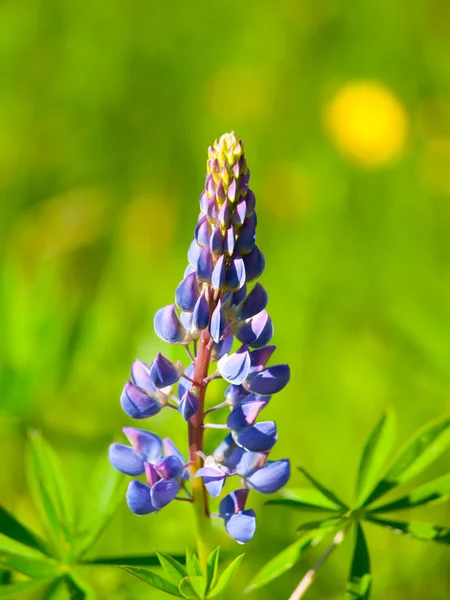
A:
1,0,450,597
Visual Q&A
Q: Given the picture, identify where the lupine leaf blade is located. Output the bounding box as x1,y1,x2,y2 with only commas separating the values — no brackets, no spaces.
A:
185,548,203,577
84,554,166,566
266,487,344,512
355,410,397,507
65,572,96,599
245,533,326,593
298,467,348,509
370,473,450,513
346,524,371,599
179,576,205,599
157,551,187,585
363,416,450,507
120,566,184,597
0,578,53,599
0,533,60,578
366,516,450,544
0,506,54,557
205,547,220,594
208,554,244,597
42,578,69,600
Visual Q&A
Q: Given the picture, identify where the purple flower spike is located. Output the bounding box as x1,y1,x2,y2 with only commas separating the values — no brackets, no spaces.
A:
130,360,156,391
151,479,180,509
246,459,291,494
236,283,268,320
175,272,199,312
246,364,290,395
211,255,226,290
155,455,184,480
126,481,157,515
226,399,267,429
225,510,257,544
178,390,199,421
225,253,246,290
236,309,273,349
122,427,163,463
192,290,209,331
187,240,202,268
218,346,251,384
210,300,226,343
243,245,265,282
154,305,186,345
109,444,145,476
197,245,213,282
234,421,278,452
210,225,224,256
149,353,180,389
120,381,162,419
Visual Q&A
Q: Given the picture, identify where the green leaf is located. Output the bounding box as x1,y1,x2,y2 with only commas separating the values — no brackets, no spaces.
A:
43,578,70,600
346,524,371,599
75,453,126,557
296,517,345,533
355,410,397,507
157,551,187,585
366,516,450,544
298,468,348,509
370,473,450,513
26,431,74,557
0,533,60,578
0,578,53,599
266,487,344,512
84,554,170,566
185,548,203,577
120,566,183,597
245,532,327,593
179,576,205,599
205,547,220,594
65,572,96,600
363,416,450,507
208,554,244,598
0,506,53,557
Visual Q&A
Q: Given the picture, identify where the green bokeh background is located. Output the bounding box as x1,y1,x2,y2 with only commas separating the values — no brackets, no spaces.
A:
1,0,450,598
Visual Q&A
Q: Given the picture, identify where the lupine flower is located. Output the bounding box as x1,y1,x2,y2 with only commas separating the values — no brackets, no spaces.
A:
109,132,291,545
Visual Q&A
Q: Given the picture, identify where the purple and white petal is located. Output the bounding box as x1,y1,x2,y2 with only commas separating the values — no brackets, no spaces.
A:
126,481,157,515
154,305,186,345
197,246,213,283
175,272,199,312
122,427,163,463
210,300,226,343
155,455,184,480
108,443,145,476
149,353,180,389
243,245,265,282
217,346,251,384
246,364,290,395
225,510,256,544
130,360,156,392
192,289,210,331
178,390,200,421
236,309,273,349
236,283,268,320
150,479,180,509
234,421,278,452
245,459,291,494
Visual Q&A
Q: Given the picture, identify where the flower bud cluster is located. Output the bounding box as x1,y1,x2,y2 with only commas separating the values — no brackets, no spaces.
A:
109,133,290,544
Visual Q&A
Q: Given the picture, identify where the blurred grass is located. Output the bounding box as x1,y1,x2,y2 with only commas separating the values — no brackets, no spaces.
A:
1,0,450,597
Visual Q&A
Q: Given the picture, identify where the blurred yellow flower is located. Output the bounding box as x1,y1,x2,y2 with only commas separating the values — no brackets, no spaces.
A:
324,81,408,167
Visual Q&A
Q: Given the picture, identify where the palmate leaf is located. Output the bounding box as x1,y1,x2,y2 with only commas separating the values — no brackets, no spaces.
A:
156,551,187,585
298,468,348,510
208,554,244,598
370,473,450,514
26,431,74,558
205,547,220,594
245,532,327,593
179,576,205,599
75,454,126,557
0,577,53,599
346,524,371,600
0,506,53,557
363,415,450,507
120,566,183,597
355,410,397,507
0,533,60,578
266,487,344,513
366,516,450,544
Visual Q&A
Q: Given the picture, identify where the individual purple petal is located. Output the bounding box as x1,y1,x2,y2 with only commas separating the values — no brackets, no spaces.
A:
230,284,247,306
178,364,194,398
175,272,199,312
180,310,193,330
226,399,267,429
210,224,224,256
155,455,184,480
211,255,226,290
245,189,256,215
228,177,237,202
126,481,157,515
212,335,233,361
234,421,278,452
225,384,251,405
207,195,219,222
220,489,250,519
122,427,163,463
192,289,209,331
108,443,145,476
210,300,226,343
195,465,229,498
130,360,156,392
197,246,213,283
154,305,186,345
184,264,196,278
149,353,180,389
213,433,238,463
235,451,268,477
236,309,273,349
162,438,188,480
236,214,256,255
120,381,162,419
178,390,199,421
245,459,291,494
151,479,180,509
225,253,246,290
200,190,209,213
216,179,226,202
195,216,211,247
246,364,290,395
248,346,276,375
188,240,202,268
236,283,268,320
204,477,226,498
239,172,249,195
225,510,256,544
144,461,160,486
232,199,246,226
218,200,231,228
217,346,251,384
206,174,215,195
243,245,265,282
224,226,236,255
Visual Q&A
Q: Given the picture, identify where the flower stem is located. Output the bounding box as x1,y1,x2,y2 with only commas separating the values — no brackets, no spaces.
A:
288,529,347,600
188,329,213,570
